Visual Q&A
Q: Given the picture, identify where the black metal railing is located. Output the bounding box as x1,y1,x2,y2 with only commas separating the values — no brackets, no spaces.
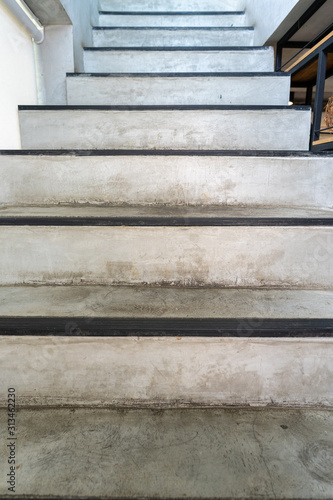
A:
276,0,333,151
275,0,328,72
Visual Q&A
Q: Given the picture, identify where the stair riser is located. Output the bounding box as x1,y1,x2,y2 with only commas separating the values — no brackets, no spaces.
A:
98,13,246,27
66,75,290,106
1,155,332,208
99,0,245,12
1,337,333,407
83,48,274,73
19,109,311,151
92,28,254,47
0,227,332,287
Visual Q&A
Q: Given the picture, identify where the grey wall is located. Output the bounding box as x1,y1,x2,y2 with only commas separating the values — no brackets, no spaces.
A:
245,0,315,45
24,0,71,25
60,0,99,72
25,0,99,104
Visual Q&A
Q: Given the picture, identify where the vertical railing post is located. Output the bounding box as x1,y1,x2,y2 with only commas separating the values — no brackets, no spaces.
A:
311,50,327,145
275,42,283,71
306,86,313,106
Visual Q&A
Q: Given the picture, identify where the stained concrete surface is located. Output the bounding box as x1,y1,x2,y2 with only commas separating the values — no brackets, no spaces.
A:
0,226,332,287
0,286,333,318
0,407,333,498
1,154,332,209
1,337,333,408
19,107,311,151
1,205,333,219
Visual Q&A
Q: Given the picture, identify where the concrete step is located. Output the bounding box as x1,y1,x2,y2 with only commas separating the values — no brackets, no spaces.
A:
99,0,246,12
0,222,332,287
18,106,311,151
98,11,247,27
83,46,274,73
0,205,333,225
66,73,290,106
1,285,333,319
0,407,332,498
0,336,333,408
1,152,332,209
92,27,254,47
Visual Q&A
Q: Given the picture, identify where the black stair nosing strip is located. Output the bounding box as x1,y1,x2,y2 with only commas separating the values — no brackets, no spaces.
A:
66,71,289,77
18,105,311,111
99,11,246,15
93,26,254,31
0,149,324,157
84,45,270,51
1,217,333,227
0,318,332,337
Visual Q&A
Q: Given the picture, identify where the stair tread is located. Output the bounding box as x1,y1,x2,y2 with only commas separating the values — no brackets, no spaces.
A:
0,205,333,222
1,286,333,321
84,45,270,50
2,407,333,499
18,104,309,110
99,10,246,14
0,149,327,156
93,26,253,29
67,71,288,76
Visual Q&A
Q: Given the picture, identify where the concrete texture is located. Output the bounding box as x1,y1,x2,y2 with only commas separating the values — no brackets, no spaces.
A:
0,226,332,287
92,27,254,47
24,0,71,25
61,0,100,72
1,407,333,498
246,0,315,45
1,337,333,407
19,108,311,151
1,154,332,209
0,285,333,318
98,12,247,27
1,204,333,219
83,47,274,73
99,0,246,11
66,74,290,106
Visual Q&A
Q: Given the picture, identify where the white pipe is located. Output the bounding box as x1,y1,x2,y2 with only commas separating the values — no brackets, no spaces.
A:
2,0,44,43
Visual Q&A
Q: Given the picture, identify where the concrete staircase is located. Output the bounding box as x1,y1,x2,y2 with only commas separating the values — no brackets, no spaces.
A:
1,0,333,497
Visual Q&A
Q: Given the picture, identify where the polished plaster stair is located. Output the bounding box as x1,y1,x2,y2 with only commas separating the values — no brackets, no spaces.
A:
1,0,333,435
1,2,333,497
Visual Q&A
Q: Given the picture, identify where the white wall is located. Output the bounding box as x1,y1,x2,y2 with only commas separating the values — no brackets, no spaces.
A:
0,4,37,149
245,0,315,45
34,25,74,105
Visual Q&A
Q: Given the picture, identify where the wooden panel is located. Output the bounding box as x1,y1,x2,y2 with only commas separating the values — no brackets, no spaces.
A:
286,31,333,72
313,136,333,146
291,53,333,84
